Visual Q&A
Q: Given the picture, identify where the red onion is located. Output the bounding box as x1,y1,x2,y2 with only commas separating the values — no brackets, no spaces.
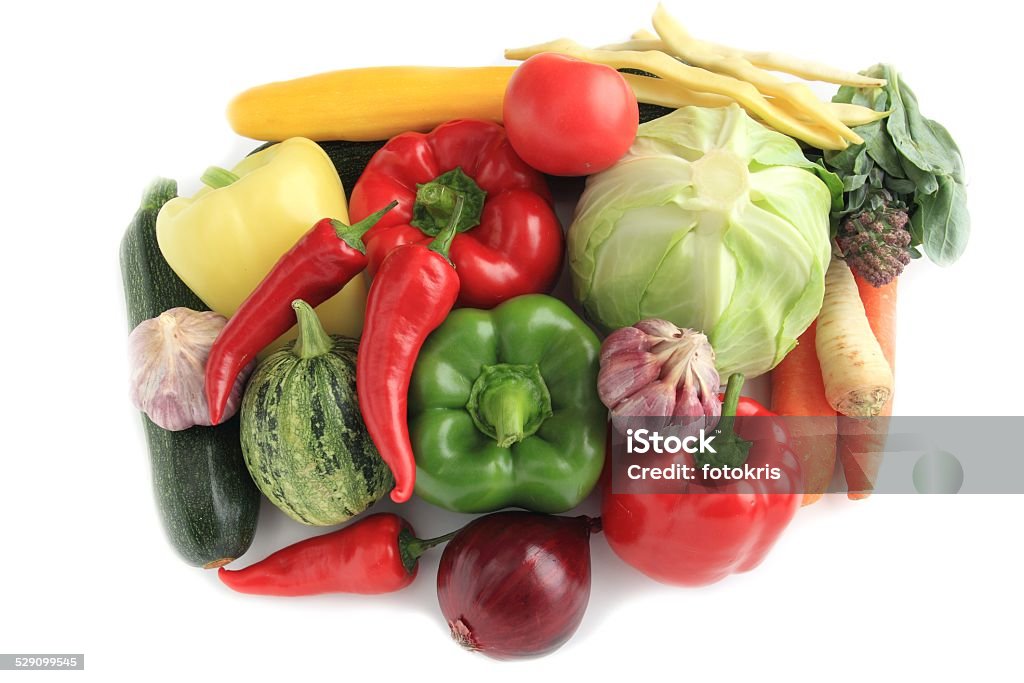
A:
437,511,599,659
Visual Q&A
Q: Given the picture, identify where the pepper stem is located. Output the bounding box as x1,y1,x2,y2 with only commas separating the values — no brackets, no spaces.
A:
290,299,333,359
695,373,751,471
717,372,744,436
489,385,533,448
410,167,486,236
398,528,458,574
428,193,465,261
466,363,553,448
200,166,240,189
332,200,398,254
418,183,459,224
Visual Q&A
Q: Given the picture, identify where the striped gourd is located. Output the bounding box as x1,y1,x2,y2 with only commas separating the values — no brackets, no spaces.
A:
241,300,392,525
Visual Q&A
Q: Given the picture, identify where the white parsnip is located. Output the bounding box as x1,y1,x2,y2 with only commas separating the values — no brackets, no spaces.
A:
816,256,894,417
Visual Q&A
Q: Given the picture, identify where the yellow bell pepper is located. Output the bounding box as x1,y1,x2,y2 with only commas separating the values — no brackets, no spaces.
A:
156,137,366,345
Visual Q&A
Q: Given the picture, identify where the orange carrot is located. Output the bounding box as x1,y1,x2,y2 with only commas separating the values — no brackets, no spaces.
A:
770,321,838,506
837,276,897,499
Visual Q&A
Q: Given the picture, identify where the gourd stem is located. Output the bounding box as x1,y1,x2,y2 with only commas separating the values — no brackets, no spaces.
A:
290,300,333,359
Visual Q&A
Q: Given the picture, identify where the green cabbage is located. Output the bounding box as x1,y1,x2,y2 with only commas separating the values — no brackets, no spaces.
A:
569,105,841,378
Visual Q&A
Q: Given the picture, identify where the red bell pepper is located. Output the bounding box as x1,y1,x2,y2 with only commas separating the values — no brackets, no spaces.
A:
602,374,802,587
348,119,563,309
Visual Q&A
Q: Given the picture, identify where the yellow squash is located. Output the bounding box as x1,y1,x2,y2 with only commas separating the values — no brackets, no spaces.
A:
228,66,515,142
156,137,367,347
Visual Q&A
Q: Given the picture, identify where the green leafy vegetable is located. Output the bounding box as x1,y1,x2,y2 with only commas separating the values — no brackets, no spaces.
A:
819,64,969,276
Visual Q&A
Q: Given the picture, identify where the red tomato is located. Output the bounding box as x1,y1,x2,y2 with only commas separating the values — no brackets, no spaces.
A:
503,53,638,176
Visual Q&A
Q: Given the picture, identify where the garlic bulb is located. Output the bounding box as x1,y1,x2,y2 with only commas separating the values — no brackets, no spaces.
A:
598,320,721,434
128,308,252,431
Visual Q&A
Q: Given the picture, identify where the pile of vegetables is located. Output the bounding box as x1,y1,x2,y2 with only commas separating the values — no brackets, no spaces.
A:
119,3,969,660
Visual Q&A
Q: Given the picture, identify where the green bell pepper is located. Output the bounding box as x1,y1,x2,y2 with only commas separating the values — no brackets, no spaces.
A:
409,294,607,513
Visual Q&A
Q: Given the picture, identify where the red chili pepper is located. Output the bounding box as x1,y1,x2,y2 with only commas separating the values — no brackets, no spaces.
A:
357,194,464,503
217,513,454,596
602,374,802,587
205,202,396,424
349,119,563,309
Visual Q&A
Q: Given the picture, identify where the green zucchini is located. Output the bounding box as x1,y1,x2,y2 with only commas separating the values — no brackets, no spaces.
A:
120,179,260,568
638,102,676,124
241,301,392,526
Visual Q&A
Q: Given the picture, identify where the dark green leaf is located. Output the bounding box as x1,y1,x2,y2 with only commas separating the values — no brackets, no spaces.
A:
868,166,886,188
886,69,961,177
925,118,966,183
843,184,869,216
832,83,856,106
844,174,868,192
823,142,864,176
809,160,845,212
909,207,924,246
901,154,939,195
859,120,905,178
884,176,917,195
919,175,970,266
854,146,876,176
866,191,885,212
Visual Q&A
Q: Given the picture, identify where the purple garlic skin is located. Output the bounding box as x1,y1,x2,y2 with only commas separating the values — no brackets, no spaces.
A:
598,320,721,435
128,307,253,431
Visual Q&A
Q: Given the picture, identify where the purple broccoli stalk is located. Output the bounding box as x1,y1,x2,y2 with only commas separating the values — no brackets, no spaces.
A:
837,190,913,287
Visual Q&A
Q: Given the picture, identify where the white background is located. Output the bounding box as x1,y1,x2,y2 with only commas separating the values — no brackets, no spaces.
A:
1,0,1022,680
